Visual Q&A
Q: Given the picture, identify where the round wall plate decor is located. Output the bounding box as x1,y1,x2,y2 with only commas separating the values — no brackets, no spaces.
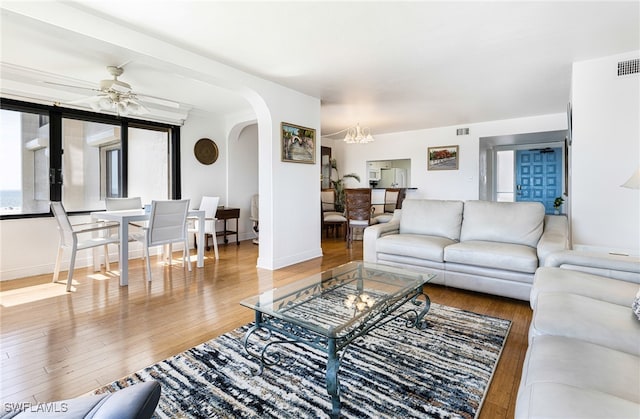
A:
194,138,219,165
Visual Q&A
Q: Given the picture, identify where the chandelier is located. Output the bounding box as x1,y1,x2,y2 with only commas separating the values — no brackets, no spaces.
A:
322,123,375,144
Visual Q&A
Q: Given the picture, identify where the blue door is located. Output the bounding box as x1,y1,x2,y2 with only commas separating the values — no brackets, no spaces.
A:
515,148,562,214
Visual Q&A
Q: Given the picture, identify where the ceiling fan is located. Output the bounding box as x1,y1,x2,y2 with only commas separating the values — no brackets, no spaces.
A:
46,65,180,116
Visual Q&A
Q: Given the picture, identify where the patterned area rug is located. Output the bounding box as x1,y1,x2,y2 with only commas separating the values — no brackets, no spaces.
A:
94,303,511,418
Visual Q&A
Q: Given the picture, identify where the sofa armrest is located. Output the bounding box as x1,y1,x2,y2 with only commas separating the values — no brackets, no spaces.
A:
363,210,401,262
3,382,161,418
536,215,569,266
92,381,161,419
544,250,640,283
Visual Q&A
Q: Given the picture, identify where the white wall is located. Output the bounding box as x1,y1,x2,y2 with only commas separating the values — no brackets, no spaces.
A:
0,216,60,280
227,123,259,242
571,51,640,255
258,90,323,269
328,113,566,201
180,113,260,244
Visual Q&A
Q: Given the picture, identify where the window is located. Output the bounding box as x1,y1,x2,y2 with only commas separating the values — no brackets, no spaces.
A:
0,99,181,218
61,119,121,211
127,126,170,204
105,147,121,198
0,108,50,215
496,150,515,202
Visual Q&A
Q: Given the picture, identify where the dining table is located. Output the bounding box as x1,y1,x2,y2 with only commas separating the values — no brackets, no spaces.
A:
90,208,206,286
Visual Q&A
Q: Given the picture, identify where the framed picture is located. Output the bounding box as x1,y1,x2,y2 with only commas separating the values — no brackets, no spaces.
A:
281,122,316,164
428,145,459,170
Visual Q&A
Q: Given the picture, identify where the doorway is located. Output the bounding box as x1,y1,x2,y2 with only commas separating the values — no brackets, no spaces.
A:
479,130,568,213
515,147,562,213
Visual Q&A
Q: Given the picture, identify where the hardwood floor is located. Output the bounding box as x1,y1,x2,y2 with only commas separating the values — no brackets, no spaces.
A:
0,237,532,417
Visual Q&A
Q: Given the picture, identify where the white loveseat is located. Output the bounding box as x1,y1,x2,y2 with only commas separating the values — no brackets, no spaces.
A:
516,251,640,418
363,199,568,301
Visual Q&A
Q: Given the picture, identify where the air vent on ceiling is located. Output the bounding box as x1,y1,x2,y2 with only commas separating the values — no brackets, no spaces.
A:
618,58,639,76
456,128,469,136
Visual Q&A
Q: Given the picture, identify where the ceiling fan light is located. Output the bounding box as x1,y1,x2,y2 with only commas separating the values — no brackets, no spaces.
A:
117,102,129,115
97,97,112,110
127,102,140,114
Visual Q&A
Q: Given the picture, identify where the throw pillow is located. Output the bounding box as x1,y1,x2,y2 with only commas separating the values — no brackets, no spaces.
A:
633,288,640,321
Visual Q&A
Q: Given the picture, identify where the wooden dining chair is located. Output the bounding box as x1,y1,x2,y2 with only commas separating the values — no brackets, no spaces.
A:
50,202,120,291
372,188,403,224
321,189,347,239
344,188,372,248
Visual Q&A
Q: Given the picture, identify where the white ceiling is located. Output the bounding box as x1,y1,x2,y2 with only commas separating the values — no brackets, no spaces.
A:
1,1,638,134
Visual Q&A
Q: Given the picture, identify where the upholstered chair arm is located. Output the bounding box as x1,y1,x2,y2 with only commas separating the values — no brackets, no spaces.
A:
363,210,402,262
544,250,640,283
536,215,569,267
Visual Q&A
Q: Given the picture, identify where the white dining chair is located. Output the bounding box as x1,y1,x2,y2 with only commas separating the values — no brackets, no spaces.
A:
250,194,259,245
105,197,144,239
189,196,220,259
131,199,192,281
105,197,142,211
51,202,120,292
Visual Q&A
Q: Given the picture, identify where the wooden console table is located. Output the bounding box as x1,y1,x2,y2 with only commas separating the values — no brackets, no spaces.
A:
215,207,240,245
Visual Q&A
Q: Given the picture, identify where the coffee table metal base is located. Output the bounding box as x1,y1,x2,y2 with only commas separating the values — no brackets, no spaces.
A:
242,286,431,418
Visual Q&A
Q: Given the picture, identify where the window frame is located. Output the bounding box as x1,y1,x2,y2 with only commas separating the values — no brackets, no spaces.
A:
0,98,181,219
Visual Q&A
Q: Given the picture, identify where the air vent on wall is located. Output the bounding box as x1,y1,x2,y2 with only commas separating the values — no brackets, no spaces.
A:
456,128,469,136
618,58,639,76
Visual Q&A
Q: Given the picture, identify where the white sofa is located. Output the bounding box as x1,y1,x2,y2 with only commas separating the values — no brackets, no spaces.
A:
363,199,568,301
516,251,640,418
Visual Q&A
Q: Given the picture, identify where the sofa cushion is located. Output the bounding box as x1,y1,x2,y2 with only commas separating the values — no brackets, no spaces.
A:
531,267,639,309
324,212,346,222
460,200,545,248
530,293,640,356
516,382,640,419
377,234,456,262
520,335,640,404
399,199,463,241
444,240,539,273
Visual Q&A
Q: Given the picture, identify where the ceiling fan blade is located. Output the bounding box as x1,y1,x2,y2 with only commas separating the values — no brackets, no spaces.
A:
43,81,101,93
65,96,101,105
136,93,180,109
127,98,150,115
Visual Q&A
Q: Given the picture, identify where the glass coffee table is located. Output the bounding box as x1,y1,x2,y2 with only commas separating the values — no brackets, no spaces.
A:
240,261,435,418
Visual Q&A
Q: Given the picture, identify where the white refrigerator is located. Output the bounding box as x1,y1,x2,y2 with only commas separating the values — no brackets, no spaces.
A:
378,168,407,188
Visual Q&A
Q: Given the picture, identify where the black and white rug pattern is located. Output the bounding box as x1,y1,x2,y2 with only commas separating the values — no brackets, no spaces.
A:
94,303,511,418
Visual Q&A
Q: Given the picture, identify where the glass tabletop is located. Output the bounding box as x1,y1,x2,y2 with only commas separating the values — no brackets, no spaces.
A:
240,261,434,338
